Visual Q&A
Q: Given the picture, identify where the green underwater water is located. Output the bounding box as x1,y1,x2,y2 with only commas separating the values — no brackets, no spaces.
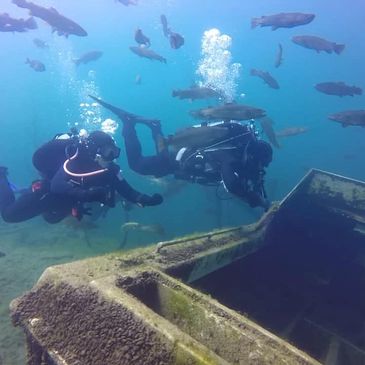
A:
1,0,365,363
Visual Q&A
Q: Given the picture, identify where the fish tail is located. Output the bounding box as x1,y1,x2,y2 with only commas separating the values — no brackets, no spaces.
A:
26,17,37,30
251,17,261,29
172,90,177,97
73,58,80,66
353,87,363,95
334,43,345,55
250,69,258,76
25,58,30,64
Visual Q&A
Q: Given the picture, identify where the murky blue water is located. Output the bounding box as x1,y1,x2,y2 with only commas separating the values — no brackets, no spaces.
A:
0,0,364,363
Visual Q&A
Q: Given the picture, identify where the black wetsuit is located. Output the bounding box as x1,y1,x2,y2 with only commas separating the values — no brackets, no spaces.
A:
0,137,77,223
50,154,147,207
0,136,160,224
122,121,271,208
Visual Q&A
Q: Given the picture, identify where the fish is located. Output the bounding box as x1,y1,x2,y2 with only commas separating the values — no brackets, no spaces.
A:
33,38,48,49
328,110,365,127
117,0,137,5
251,12,315,30
0,251,5,258
292,35,345,54
12,0,87,37
135,74,142,85
250,69,280,89
121,222,165,236
168,125,230,149
129,46,166,63
169,32,184,49
276,127,309,137
190,102,266,121
172,86,221,101
73,51,103,66
259,117,280,148
0,12,37,32
275,43,283,68
315,82,362,97
160,14,170,37
25,58,45,72
149,178,187,199
134,28,150,47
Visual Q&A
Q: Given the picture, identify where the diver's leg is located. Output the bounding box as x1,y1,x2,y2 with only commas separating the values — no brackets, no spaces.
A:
90,95,167,155
41,194,73,224
1,190,46,223
122,123,172,176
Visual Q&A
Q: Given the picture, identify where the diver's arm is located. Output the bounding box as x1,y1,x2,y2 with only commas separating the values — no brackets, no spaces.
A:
113,171,163,207
221,162,246,199
50,167,105,202
221,162,268,208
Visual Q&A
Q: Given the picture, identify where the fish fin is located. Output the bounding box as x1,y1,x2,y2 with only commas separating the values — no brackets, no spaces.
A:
334,43,345,55
342,123,348,128
271,26,278,31
49,7,59,14
12,0,28,9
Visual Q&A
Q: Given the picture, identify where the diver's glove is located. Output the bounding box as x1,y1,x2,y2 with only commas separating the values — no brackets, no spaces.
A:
136,193,163,207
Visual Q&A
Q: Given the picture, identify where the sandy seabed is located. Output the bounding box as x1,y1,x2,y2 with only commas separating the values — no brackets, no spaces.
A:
0,218,121,365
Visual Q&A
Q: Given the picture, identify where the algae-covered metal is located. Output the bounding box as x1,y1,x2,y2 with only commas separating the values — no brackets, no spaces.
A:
10,169,365,365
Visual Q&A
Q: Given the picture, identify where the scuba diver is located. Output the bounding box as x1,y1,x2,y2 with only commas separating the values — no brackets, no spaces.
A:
89,96,273,210
0,130,163,224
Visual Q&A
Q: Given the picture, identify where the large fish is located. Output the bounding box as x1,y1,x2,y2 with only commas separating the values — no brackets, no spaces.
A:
12,0,87,37
275,43,283,68
33,38,48,49
259,117,280,148
25,58,45,72
134,28,150,47
315,82,362,97
251,12,315,30
73,51,103,66
0,12,37,32
168,125,230,149
172,86,221,101
250,69,280,89
121,222,165,236
117,0,137,5
292,35,345,54
129,46,166,63
169,32,184,49
328,110,365,127
190,102,266,121
160,14,170,37
276,127,309,137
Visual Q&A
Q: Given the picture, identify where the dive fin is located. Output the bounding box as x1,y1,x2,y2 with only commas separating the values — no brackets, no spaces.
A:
89,95,146,123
